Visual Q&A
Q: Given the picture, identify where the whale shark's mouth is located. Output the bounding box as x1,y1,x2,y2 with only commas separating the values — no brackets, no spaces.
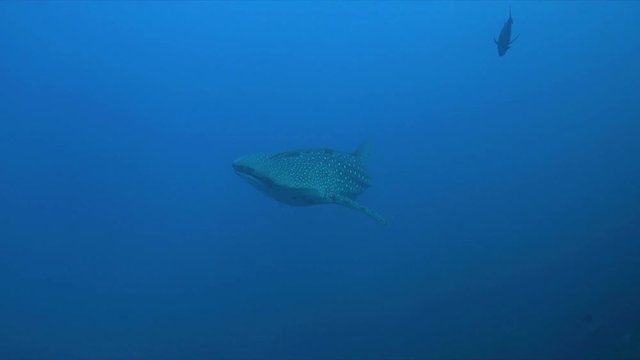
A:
232,163,255,177
232,163,273,186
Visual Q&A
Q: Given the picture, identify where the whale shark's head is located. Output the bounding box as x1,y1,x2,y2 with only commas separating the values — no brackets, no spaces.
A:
232,153,275,192
232,152,321,206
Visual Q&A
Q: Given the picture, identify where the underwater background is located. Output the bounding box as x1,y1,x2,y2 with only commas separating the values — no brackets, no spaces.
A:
1,1,639,359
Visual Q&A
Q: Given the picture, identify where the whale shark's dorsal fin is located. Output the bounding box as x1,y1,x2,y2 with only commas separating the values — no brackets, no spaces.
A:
353,142,368,157
353,142,370,165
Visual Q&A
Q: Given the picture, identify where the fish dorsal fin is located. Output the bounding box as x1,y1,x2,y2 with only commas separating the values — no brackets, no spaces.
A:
333,195,386,225
353,142,370,161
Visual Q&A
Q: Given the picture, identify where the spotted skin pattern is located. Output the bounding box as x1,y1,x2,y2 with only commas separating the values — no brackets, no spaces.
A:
232,146,386,224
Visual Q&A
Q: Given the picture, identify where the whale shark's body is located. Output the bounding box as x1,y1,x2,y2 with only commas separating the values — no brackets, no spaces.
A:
232,144,385,224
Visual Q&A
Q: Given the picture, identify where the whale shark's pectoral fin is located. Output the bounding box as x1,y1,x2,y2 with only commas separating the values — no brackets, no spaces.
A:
494,38,498,45
333,195,387,225
510,33,520,44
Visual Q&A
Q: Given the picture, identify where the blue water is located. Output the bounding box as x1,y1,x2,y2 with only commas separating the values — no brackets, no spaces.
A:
2,2,639,359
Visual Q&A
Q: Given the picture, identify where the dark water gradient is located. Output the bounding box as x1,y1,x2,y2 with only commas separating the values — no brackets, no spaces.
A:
1,2,639,359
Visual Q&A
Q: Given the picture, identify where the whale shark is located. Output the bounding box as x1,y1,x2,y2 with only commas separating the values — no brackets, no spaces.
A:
232,144,386,224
